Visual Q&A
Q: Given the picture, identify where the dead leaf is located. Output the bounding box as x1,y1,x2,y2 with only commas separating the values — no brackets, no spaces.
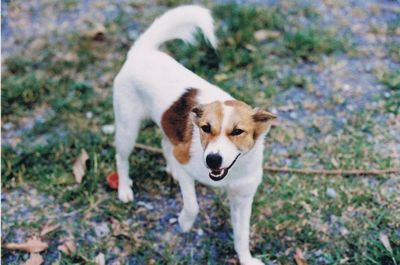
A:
379,232,393,253
111,218,131,238
254,29,281,41
147,259,156,265
244,44,257,52
261,206,273,217
58,239,76,255
300,201,312,213
294,248,309,265
40,223,60,236
310,189,319,197
5,238,48,253
94,253,105,265
73,149,89,183
23,253,43,265
214,73,228,82
340,257,349,264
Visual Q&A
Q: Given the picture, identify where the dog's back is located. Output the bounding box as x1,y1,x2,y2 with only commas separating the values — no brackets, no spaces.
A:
114,5,231,126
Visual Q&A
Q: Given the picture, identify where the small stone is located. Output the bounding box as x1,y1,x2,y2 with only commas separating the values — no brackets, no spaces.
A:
101,124,115,134
326,188,337,198
197,228,204,236
137,201,154,210
95,222,110,238
169,218,177,224
340,227,349,236
289,111,298,119
2,122,13,130
86,111,93,119
342,84,351,91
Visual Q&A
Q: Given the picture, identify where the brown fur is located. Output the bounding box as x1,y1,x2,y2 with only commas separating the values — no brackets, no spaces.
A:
161,88,198,164
192,101,223,148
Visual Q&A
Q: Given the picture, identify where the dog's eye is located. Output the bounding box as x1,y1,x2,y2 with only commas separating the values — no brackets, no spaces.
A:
231,128,244,136
201,124,211,133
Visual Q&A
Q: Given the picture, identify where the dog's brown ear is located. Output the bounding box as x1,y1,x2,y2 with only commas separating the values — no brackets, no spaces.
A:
191,105,204,118
252,108,277,139
252,108,277,123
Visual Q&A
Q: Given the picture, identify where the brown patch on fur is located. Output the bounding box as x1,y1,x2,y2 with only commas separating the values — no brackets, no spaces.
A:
224,100,252,110
161,88,198,164
224,100,257,151
224,100,277,151
192,101,223,148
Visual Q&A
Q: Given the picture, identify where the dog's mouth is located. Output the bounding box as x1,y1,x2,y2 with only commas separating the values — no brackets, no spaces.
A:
208,153,241,181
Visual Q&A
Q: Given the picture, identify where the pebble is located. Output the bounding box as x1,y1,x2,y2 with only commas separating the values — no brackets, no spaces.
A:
326,187,337,198
137,201,154,210
340,227,349,236
85,111,93,119
289,111,298,119
2,122,13,130
197,228,204,236
169,217,177,224
101,124,115,134
94,222,110,238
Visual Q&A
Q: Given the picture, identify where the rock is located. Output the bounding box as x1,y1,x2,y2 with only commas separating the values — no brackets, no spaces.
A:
326,188,337,198
289,111,298,119
137,201,154,210
94,222,110,238
86,112,93,119
101,124,115,135
3,122,14,130
340,227,349,236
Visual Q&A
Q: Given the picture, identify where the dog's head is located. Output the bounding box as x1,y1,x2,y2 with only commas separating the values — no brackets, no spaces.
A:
191,100,276,181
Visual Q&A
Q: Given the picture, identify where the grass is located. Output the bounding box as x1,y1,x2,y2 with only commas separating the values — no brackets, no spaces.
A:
281,27,348,61
2,2,399,265
376,69,400,114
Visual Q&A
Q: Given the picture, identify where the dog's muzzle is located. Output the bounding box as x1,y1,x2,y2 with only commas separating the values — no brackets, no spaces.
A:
208,153,241,181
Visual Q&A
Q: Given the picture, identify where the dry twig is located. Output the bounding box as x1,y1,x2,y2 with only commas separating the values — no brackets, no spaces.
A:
134,143,400,177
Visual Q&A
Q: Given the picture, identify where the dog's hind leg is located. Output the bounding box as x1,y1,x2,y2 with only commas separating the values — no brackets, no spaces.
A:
114,79,145,203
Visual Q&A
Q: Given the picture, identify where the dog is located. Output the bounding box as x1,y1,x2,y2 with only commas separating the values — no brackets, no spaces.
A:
113,5,276,265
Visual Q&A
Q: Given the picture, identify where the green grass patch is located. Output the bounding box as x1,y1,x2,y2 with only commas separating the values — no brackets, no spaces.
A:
388,42,400,62
378,69,400,114
282,27,348,61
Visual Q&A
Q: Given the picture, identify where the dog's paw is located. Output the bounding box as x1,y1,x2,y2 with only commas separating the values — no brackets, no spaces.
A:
118,186,134,203
241,257,264,265
178,210,196,232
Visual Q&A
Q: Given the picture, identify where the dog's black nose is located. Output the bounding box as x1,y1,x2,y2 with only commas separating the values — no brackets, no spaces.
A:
206,153,222,169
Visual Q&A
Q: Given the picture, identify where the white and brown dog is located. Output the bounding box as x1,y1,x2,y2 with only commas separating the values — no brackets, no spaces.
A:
113,5,276,265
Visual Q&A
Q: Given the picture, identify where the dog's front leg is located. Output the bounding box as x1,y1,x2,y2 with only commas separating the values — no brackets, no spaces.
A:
177,176,199,232
229,188,263,265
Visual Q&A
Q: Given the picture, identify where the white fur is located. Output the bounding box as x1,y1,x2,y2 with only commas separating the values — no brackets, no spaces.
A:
113,6,265,265
204,105,241,169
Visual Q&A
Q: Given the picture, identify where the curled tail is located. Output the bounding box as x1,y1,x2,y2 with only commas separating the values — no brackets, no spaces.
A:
133,5,217,50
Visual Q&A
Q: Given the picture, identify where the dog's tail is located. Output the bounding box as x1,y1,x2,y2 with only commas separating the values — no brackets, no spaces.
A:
133,5,217,51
